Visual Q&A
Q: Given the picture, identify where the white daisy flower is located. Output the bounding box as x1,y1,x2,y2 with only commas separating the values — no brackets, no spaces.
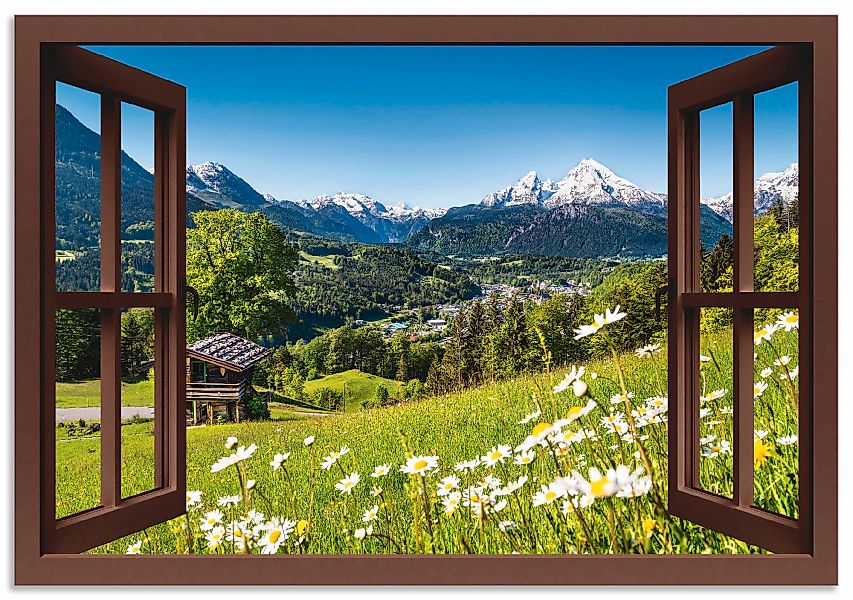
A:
303,435,315,446
217,495,241,507
185,490,203,509
635,343,662,358
258,518,295,554
701,440,732,457
754,381,769,399
777,435,798,446
400,455,439,475
454,458,480,472
774,355,792,367
225,436,239,450
776,311,799,331
335,472,360,495
270,452,290,471
362,504,379,523
760,367,774,379
436,474,460,496
532,481,567,506
371,464,391,478
519,409,542,424
754,323,780,345
442,491,462,515
481,444,512,467
200,509,224,532
126,539,143,554
204,526,226,551
514,450,536,466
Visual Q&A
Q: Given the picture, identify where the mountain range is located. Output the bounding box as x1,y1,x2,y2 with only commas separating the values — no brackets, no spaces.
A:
55,104,795,259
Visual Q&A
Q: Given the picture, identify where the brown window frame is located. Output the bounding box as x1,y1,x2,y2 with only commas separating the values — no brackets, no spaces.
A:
667,45,814,554
30,44,187,554
14,15,837,585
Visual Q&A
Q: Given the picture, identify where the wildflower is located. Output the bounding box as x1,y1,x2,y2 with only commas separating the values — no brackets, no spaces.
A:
565,399,597,423
320,451,341,470
760,367,774,379
126,539,143,555
200,509,224,532
554,366,586,393
754,429,769,439
602,412,625,427
777,435,798,446
577,467,618,498
611,392,635,405
754,381,769,399
454,458,480,472
225,436,239,450
645,396,667,411
774,355,792,367
720,406,733,415
642,518,657,538
519,408,541,424
573,314,606,340
754,439,772,466
754,323,780,345
436,474,460,496
303,435,315,446
777,311,799,332
572,379,589,398
482,474,502,489
270,452,290,471
604,420,629,436
335,472,361,495
635,343,662,358
780,366,799,381
217,495,241,507
354,525,373,540
371,464,391,478
370,486,383,497
400,455,439,475
205,526,226,551
700,389,727,403
211,454,238,473
259,518,295,554
482,444,512,467
246,479,257,491
605,305,628,324
442,491,462,515
498,520,517,532
503,475,529,495
362,505,379,523
700,354,712,363
514,450,536,466
701,440,732,458
561,495,594,514
234,444,258,462
532,481,567,506
617,475,653,498
186,490,203,509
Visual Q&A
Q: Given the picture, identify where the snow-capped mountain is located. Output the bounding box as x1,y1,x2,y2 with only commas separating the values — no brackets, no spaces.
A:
479,158,666,214
701,163,799,222
186,162,268,208
481,171,558,207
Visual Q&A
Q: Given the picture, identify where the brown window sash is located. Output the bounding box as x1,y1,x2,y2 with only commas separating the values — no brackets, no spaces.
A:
667,45,813,554
39,44,187,554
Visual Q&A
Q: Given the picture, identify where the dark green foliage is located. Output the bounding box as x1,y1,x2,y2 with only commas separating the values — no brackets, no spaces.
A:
310,387,344,411
408,203,731,259
55,308,100,382
244,392,270,421
186,209,299,342
120,308,154,382
700,233,733,293
55,242,156,293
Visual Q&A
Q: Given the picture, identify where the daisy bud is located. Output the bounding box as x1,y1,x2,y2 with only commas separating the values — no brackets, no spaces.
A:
572,379,589,398
303,435,315,446
225,436,238,450
246,479,256,490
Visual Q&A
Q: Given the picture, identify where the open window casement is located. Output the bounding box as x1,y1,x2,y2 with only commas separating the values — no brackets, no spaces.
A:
40,45,187,554
667,45,812,554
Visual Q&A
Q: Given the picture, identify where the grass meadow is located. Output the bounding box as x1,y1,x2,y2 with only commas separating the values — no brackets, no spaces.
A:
54,306,800,555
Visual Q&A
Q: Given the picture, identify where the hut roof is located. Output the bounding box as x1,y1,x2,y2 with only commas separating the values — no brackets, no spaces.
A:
186,333,272,372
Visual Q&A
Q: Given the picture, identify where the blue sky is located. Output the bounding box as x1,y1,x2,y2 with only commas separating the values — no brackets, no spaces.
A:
58,45,798,208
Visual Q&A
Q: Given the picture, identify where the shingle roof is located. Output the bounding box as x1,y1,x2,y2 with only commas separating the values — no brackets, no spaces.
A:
186,333,272,372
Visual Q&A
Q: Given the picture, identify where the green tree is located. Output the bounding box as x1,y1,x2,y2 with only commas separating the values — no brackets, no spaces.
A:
120,308,154,382
55,308,100,382
186,209,298,341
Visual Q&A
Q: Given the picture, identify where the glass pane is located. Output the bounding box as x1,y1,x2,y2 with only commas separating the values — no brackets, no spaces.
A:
55,83,101,292
55,308,102,519
754,83,799,292
697,307,734,499
121,103,156,292
120,307,158,498
699,103,735,293
752,308,799,518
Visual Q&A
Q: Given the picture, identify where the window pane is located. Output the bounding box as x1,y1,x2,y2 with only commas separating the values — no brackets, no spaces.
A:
752,308,799,518
55,83,101,292
697,307,734,499
120,307,158,498
754,83,799,292
699,103,735,293
55,308,102,519
120,103,157,292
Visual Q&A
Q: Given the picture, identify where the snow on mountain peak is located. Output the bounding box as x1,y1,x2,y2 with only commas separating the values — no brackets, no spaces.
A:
701,162,799,222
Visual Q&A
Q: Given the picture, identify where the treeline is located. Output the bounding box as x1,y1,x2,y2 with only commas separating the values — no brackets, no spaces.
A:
291,241,479,321
466,254,614,287
55,307,154,383
55,242,155,293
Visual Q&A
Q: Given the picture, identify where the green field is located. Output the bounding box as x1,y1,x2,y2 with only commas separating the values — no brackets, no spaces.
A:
56,377,155,408
299,250,340,270
304,369,404,410
50,310,801,555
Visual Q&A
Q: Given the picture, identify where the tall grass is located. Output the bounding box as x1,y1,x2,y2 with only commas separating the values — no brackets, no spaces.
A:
53,308,799,555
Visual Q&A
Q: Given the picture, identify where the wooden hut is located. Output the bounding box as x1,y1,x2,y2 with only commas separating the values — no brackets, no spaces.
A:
186,333,272,425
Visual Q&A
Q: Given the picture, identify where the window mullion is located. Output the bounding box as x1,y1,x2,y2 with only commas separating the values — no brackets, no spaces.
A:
732,93,755,507
99,94,122,508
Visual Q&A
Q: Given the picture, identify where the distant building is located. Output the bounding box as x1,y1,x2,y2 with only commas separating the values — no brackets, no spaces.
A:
427,318,447,332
